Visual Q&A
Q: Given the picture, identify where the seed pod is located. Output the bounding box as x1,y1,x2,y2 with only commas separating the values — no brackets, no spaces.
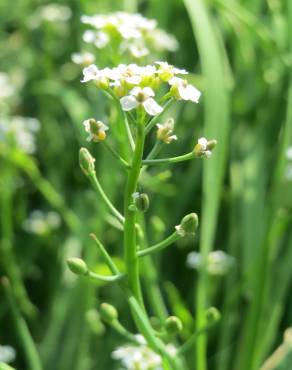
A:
132,192,149,213
165,316,183,335
67,258,88,275
99,303,118,324
79,147,95,176
176,213,199,237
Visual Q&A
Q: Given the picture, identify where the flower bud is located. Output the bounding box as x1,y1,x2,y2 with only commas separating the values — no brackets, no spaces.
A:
165,316,183,335
132,192,149,213
205,307,220,324
156,118,177,144
67,258,88,275
79,148,95,176
175,213,199,237
99,303,118,324
194,137,217,158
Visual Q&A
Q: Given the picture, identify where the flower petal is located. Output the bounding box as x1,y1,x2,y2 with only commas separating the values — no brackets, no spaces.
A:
142,87,155,97
186,85,201,103
120,96,138,111
143,98,163,116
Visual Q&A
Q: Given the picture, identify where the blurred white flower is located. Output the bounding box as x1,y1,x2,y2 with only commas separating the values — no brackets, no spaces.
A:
169,77,201,103
83,30,110,48
112,335,176,370
286,146,292,161
120,87,163,116
23,210,61,235
71,52,95,66
80,12,178,58
0,73,15,99
149,29,179,52
0,345,16,364
0,116,40,154
187,250,235,275
39,4,72,22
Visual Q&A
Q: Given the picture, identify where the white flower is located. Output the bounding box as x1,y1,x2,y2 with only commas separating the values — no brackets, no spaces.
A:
169,77,201,103
187,250,235,275
83,118,108,142
194,137,212,158
81,64,108,84
120,87,163,116
71,52,95,65
112,335,176,370
156,118,177,144
94,31,110,48
0,345,16,364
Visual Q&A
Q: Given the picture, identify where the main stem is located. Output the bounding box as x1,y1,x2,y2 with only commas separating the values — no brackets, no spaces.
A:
124,116,145,306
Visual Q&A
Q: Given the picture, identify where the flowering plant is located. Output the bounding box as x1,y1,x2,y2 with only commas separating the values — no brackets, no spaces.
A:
68,39,218,368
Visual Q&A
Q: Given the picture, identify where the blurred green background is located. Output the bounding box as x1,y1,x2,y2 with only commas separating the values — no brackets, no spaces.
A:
0,0,292,369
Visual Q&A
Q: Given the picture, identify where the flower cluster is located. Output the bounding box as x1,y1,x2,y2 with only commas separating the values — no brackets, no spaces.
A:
112,335,176,370
81,62,201,121
80,12,178,60
0,116,40,154
186,250,235,276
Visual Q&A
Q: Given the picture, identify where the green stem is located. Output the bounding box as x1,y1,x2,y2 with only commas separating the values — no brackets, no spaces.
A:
90,233,120,275
88,171,125,224
142,152,194,165
102,141,130,168
111,320,141,344
86,271,124,283
137,231,180,258
123,114,145,306
105,89,135,151
2,278,43,370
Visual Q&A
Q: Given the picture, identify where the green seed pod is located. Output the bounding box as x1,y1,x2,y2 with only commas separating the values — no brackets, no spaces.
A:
205,307,221,324
67,258,88,275
176,213,199,236
165,316,183,335
99,303,118,324
79,147,95,176
132,192,149,213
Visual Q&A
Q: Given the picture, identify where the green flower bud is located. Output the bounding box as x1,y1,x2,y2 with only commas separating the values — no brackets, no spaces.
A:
165,316,183,335
86,309,105,336
99,303,118,324
79,147,95,176
132,192,149,213
67,258,88,275
205,307,220,324
207,140,217,150
175,213,199,237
